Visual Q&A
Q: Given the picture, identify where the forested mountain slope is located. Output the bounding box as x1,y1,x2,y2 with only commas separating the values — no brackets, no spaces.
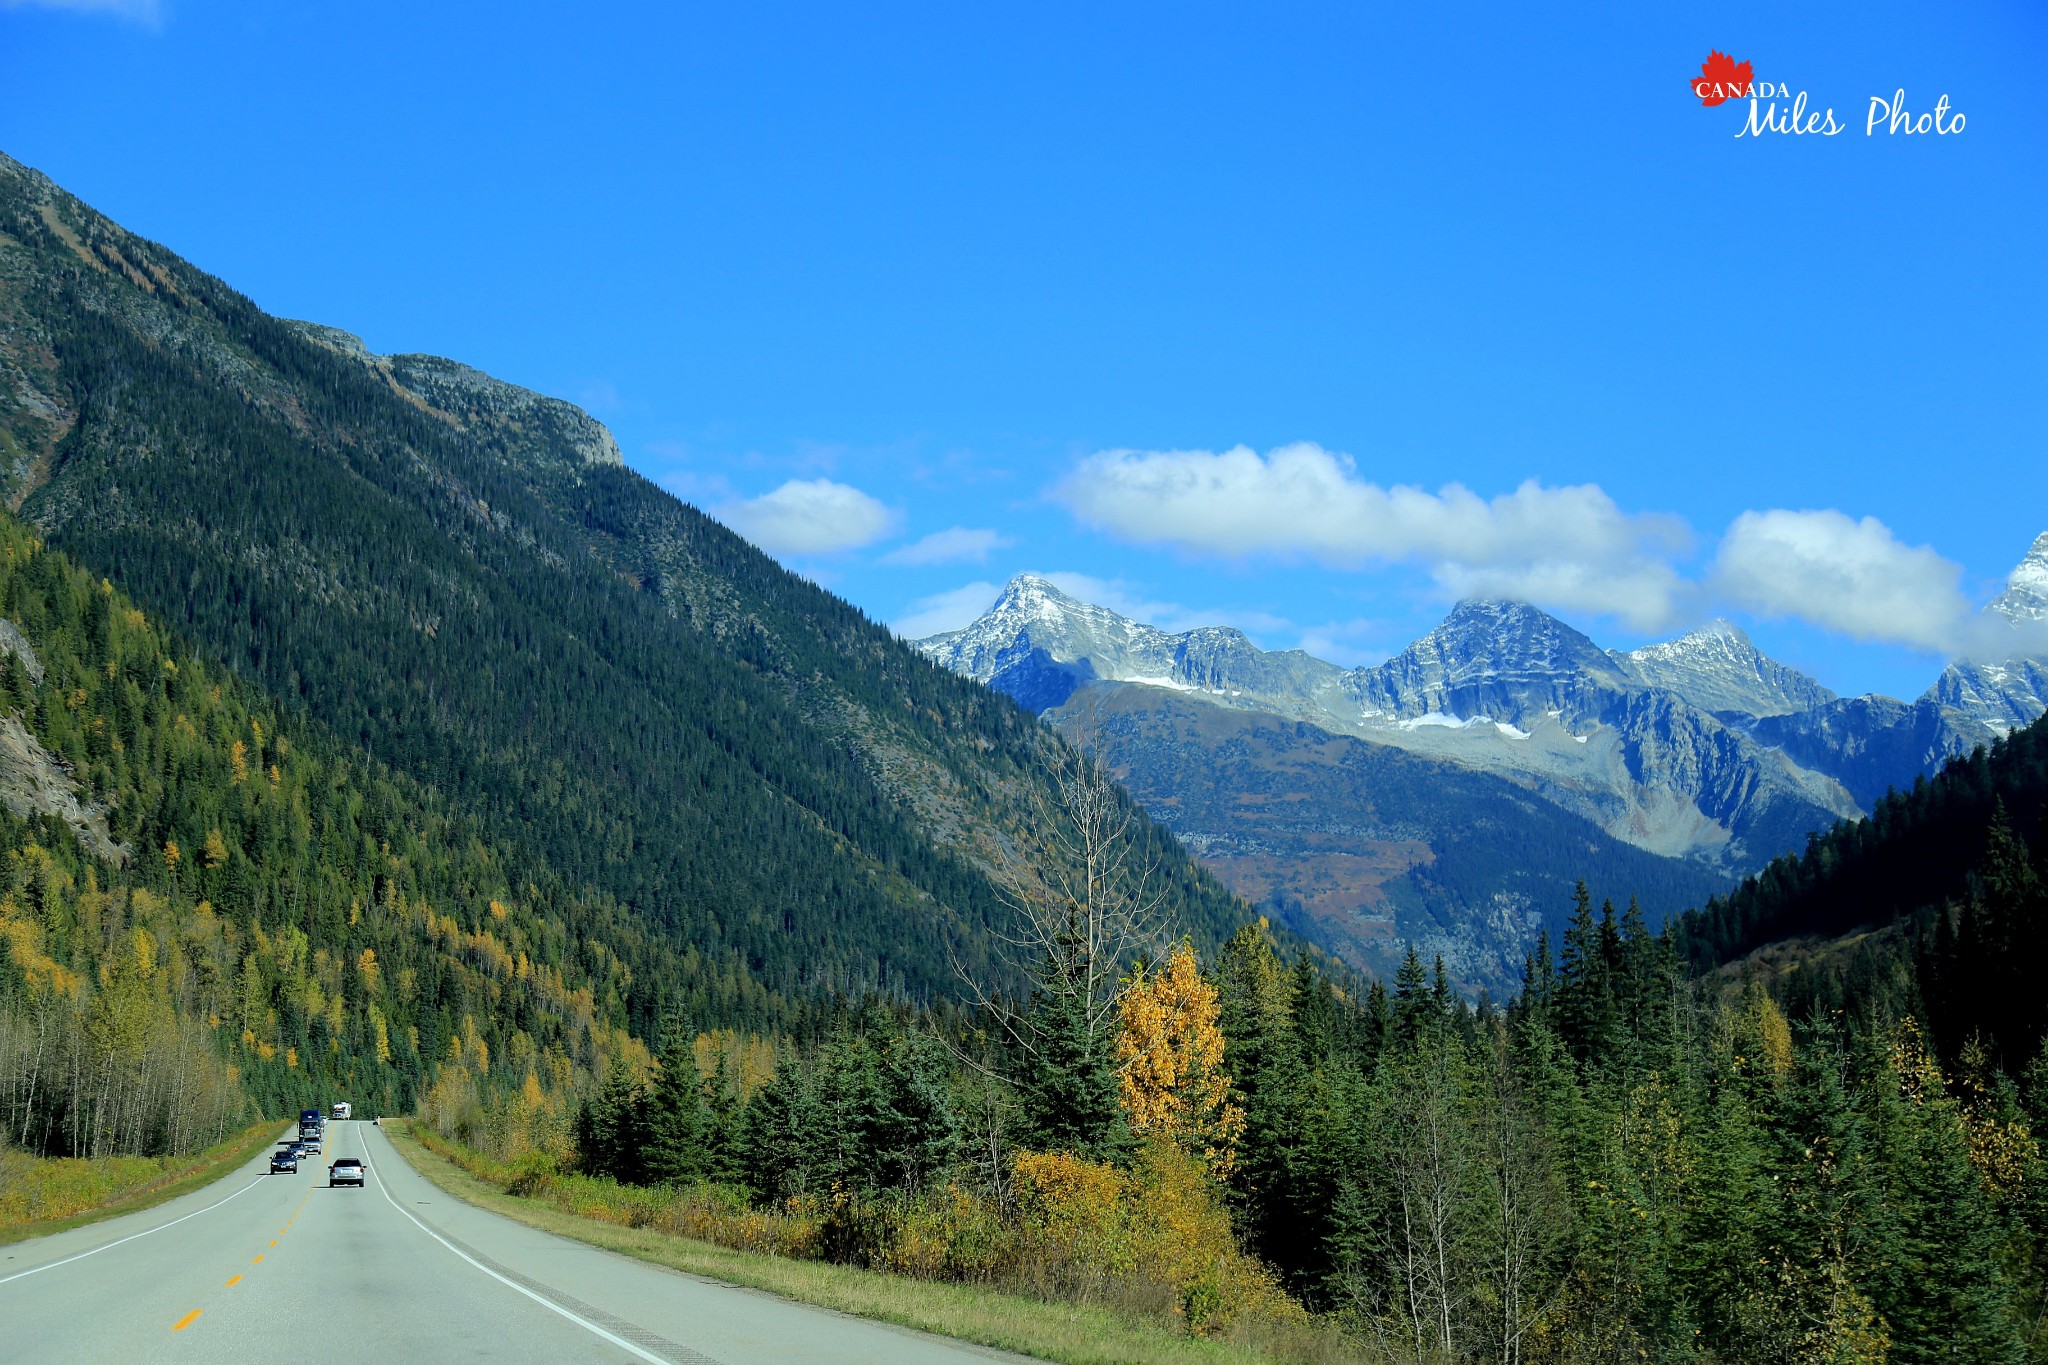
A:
0,514,669,1151
0,149,1249,1038
1068,685,1728,995
1674,712,2048,1070
1673,713,2048,966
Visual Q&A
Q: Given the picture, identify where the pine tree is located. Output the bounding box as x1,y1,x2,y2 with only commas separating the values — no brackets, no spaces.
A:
1393,946,1434,1044
701,1051,746,1185
1363,978,1395,1058
1017,974,1125,1158
874,1028,961,1192
1518,929,1557,1033
742,1045,825,1200
1752,1023,1887,1364
1863,1022,2026,1364
1556,882,1618,1066
574,1056,644,1183
642,1020,707,1186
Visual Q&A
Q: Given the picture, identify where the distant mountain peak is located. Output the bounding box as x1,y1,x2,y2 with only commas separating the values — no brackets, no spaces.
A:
991,572,1085,616
1925,532,2048,735
1620,618,1834,719
1990,531,2048,625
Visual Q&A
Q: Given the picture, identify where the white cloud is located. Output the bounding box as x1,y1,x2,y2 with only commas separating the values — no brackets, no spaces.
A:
1055,443,1692,630
1712,510,1972,653
892,582,1003,639
713,479,899,557
881,526,1015,567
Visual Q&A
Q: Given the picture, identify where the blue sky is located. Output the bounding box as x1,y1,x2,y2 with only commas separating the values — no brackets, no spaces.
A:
3,2,2044,697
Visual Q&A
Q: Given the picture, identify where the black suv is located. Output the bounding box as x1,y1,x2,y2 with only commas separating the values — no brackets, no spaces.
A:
270,1148,299,1174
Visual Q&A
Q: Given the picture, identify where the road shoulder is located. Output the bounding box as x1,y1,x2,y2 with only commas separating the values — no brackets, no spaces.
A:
382,1123,1283,1365
0,1121,281,1248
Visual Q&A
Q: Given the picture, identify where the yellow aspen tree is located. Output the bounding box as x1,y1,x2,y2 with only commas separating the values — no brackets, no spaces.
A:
1115,942,1245,1177
229,739,249,784
356,947,381,995
201,829,229,869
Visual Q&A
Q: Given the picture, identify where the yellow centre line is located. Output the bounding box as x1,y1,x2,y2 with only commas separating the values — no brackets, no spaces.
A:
172,1309,202,1331
225,1274,243,1288
270,1239,279,1247
252,1254,264,1265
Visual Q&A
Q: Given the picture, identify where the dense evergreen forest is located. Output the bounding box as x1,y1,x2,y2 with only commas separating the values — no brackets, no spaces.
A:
416,723,2048,1362
434,884,2048,1362
0,513,699,1153
1675,713,2048,1072
0,149,1248,1040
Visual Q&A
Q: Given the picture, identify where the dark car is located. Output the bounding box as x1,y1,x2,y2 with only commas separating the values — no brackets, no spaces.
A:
328,1157,365,1188
270,1149,299,1174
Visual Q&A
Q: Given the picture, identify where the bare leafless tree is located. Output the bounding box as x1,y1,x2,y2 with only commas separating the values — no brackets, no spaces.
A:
948,725,1172,1075
1477,1026,1567,1365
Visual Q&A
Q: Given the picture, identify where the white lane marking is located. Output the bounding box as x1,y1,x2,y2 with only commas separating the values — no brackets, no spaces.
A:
367,1141,668,1365
0,1167,269,1287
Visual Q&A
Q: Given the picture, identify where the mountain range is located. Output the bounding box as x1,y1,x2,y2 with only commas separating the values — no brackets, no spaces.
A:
918,547,2048,988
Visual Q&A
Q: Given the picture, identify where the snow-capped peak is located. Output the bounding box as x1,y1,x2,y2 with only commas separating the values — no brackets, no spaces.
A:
1989,531,2048,625
915,575,1343,712
1618,619,1835,718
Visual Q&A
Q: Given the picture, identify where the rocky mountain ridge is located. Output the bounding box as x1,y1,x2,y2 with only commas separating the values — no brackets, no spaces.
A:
924,542,2048,868
1923,532,2048,739
924,577,1882,873
1617,619,1837,720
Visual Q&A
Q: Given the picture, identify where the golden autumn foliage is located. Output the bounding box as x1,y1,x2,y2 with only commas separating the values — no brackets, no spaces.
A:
1114,941,1244,1177
1010,1141,1298,1335
1954,1039,2038,1201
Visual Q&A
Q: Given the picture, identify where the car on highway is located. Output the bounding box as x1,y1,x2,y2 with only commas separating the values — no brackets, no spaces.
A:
270,1148,299,1174
329,1157,365,1188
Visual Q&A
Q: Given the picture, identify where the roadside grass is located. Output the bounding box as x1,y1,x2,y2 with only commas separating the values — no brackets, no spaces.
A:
385,1121,1366,1365
0,1121,281,1246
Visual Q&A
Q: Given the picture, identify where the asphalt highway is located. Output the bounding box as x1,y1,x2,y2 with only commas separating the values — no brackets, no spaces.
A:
0,1120,1032,1363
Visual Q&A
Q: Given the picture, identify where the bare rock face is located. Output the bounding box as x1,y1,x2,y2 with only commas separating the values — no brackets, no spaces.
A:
283,321,626,472
0,617,44,684
0,715,126,866
922,580,1860,876
1617,619,1836,720
0,615,124,862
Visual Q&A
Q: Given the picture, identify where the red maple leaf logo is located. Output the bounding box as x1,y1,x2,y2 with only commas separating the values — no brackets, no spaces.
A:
1692,50,1753,107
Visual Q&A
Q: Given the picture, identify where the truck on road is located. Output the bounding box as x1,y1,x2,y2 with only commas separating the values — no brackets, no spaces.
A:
332,1101,351,1121
298,1108,324,1141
